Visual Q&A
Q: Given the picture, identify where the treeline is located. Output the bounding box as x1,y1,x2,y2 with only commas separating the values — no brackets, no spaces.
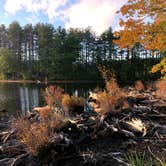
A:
0,21,162,82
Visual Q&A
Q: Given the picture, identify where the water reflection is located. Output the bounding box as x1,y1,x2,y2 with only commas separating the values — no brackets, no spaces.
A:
0,83,40,117
19,87,39,115
0,82,101,117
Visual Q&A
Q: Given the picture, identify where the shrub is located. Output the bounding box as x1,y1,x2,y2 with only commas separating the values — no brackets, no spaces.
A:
44,85,85,115
94,79,125,115
89,66,126,115
45,85,64,109
14,117,49,155
14,111,65,155
156,80,166,91
62,94,85,115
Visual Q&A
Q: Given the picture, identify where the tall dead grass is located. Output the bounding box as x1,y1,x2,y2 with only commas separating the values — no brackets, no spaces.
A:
90,66,127,115
94,79,125,115
155,80,166,98
44,85,85,115
14,109,66,155
14,85,85,155
45,85,64,109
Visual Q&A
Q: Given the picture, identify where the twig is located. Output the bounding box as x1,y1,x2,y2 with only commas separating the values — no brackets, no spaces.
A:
11,153,29,166
2,129,16,143
111,156,130,166
147,146,163,166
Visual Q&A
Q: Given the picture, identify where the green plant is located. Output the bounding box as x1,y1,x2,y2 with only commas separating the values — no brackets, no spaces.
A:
126,152,153,166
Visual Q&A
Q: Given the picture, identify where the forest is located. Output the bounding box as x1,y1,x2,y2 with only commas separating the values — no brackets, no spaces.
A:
0,21,163,82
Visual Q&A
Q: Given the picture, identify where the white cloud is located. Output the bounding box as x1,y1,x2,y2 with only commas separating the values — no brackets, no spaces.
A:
65,0,127,35
5,0,24,15
4,0,68,21
45,0,67,21
4,0,127,34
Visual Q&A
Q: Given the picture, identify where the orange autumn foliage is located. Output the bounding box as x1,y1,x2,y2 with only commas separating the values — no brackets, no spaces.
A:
114,0,166,51
114,0,166,79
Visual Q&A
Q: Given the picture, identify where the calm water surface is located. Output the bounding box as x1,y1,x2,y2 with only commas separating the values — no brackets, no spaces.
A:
0,82,101,118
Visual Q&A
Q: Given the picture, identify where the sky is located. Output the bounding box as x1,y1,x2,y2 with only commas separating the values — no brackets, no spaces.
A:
0,0,127,35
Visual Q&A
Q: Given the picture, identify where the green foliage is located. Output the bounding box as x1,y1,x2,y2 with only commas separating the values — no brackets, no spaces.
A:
126,153,153,166
126,152,166,166
0,48,16,79
0,21,163,81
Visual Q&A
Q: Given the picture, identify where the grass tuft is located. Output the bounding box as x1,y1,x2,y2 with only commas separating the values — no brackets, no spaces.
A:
14,110,66,155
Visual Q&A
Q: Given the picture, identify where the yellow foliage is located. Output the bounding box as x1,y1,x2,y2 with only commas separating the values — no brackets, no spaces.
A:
115,0,166,51
151,57,166,79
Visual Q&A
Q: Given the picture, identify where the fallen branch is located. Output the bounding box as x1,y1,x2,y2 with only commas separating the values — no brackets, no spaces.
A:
11,153,29,166
2,128,16,143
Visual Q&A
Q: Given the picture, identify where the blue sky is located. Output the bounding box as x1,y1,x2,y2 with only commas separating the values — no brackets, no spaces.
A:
0,0,127,34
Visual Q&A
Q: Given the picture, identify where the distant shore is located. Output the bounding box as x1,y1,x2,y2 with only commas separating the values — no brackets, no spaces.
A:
0,80,36,83
0,80,103,84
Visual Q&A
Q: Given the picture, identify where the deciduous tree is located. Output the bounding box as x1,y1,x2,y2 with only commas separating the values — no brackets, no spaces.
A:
114,0,166,78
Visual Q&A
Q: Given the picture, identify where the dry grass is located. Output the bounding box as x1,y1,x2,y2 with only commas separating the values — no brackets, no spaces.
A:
14,85,85,155
62,94,85,115
95,79,125,115
89,66,126,115
135,80,145,92
45,85,64,109
14,111,65,155
14,117,50,155
155,80,166,98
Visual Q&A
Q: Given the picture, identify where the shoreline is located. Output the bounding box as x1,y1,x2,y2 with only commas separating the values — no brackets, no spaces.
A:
0,80,103,84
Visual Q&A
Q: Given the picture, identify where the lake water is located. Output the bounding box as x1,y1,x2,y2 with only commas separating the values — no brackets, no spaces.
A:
0,82,101,118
